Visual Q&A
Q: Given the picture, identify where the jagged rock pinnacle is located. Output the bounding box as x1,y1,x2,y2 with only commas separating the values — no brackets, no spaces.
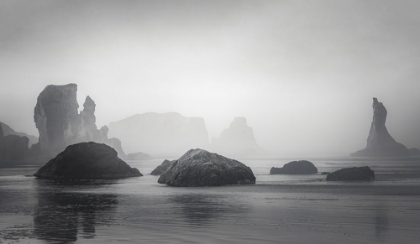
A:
33,84,126,158
351,98,409,157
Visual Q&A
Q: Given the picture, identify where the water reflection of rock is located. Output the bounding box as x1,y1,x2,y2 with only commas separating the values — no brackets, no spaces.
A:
33,180,118,244
171,194,248,225
374,206,389,241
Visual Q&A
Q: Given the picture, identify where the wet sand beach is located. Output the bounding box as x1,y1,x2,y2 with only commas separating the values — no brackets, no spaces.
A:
1,157,420,243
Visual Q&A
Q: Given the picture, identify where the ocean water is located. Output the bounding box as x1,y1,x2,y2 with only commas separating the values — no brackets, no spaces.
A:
1,157,420,244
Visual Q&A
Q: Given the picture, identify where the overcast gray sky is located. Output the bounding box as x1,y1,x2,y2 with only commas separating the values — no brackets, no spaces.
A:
1,0,419,155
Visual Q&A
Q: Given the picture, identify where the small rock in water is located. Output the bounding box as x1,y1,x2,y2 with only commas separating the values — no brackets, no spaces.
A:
326,166,374,181
151,159,175,175
270,160,318,174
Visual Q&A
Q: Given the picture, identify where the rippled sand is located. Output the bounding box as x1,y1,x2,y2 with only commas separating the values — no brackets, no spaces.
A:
1,157,420,243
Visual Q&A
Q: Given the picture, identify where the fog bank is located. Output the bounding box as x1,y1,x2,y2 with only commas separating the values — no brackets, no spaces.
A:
1,0,420,155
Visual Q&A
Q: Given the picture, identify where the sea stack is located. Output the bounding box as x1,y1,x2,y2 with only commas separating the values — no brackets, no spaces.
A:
351,98,409,157
158,149,256,187
33,84,127,158
34,142,142,179
212,117,265,156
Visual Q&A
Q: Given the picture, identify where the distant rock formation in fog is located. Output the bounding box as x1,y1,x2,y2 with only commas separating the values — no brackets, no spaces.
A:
34,142,142,179
211,117,265,156
0,121,38,147
0,124,30,161
157,149,256,187
33,84,127,158
351,98,409,157
125,152,152,161
108,112,209,157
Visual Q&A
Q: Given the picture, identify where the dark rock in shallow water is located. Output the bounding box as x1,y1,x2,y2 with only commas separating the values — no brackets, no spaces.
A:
409,148,420,156
326,166,374,181
351,98,409,157
151,159,175,175
320,172,330,175
270,160,318,174
34,142,142,179
125,152,152,161
158,149,256,187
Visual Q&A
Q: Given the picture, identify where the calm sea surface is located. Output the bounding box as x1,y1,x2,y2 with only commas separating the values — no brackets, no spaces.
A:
1,157,420,243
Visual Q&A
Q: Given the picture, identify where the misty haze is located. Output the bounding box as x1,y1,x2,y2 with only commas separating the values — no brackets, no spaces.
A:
1,1,420,244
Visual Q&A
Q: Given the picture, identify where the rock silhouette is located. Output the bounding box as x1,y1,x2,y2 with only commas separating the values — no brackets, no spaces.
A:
351,98,409,157
158,149,256,187
34,142,142,179
108,112,209,157
0,121,38,147
151,159,175,175
270,160,318,174
33,84,128,158
326,166,375,181
0,134,29,161
211,117,265,156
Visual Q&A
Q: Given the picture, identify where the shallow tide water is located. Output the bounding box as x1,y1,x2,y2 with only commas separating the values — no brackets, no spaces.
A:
1,157,420,244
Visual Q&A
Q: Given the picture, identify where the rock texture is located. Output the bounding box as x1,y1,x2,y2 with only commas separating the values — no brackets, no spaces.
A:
211,117,265,156
125,152,152,161
326,166,375,181
108,112,209,157
0,135,29,161
151,159,175,175
270,160,318,174
158,149,256,187
33,84,128,158
351,98,409,157
34,142,142,179
0,121,38,147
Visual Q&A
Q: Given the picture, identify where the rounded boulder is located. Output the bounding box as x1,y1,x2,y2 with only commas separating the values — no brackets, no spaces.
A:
34,142,142,179
158,149,256,187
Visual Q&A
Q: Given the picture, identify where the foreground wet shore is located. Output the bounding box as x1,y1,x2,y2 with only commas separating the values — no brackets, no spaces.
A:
1,158,420,244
